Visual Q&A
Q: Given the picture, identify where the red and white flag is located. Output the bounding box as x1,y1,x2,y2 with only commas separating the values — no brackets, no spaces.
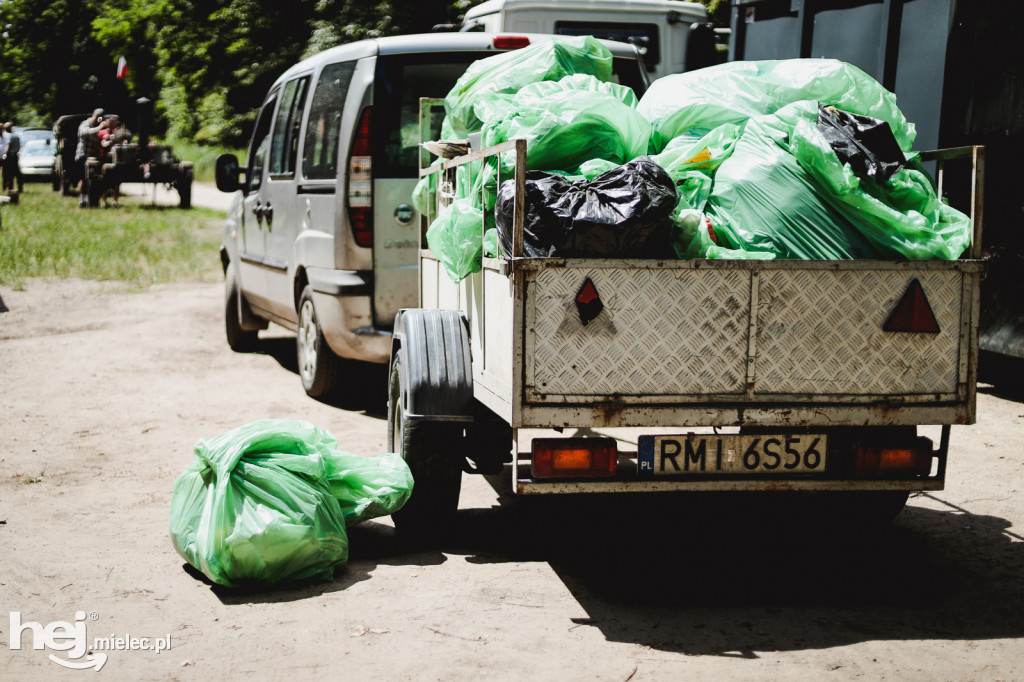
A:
116,56,129,79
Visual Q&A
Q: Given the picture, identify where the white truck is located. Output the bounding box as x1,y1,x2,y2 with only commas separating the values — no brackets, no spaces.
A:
386,124,985,536
456,0,719,81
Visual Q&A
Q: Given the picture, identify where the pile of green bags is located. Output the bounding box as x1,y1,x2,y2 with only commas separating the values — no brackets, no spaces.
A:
169,420,412,588
420,39,973,282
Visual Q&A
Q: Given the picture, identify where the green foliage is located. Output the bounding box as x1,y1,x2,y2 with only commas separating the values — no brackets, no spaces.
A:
0,187,223,287
7,0,718,148
696,0,732,26
161,137,246,184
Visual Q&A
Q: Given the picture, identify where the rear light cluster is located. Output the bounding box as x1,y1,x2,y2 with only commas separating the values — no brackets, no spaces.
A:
531,438,617,479
348,107,373,248
493,35,531,50
855,437,933,476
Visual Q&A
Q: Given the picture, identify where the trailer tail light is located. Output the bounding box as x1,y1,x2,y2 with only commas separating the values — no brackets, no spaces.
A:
855,437,933,476
348,107,373,248
493,35,531,50
531,438,617,479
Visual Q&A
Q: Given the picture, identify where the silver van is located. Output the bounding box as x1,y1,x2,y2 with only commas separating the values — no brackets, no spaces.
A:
216,33,649,398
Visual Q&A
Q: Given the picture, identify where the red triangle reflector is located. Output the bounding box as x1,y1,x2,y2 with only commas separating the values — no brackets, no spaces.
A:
884,279,940,333
575,278,603,326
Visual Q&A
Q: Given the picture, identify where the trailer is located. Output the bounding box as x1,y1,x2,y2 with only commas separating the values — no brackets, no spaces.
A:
388,109,984,537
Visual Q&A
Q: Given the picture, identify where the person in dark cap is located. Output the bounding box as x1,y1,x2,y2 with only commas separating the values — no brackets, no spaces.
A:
75,108,105,207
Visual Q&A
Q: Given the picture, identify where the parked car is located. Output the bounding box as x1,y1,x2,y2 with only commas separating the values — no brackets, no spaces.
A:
215,32,650,398
13,126,53,143
18,135,58,183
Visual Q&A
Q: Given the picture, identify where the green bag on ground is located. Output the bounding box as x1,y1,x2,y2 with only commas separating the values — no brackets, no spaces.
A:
638,58,916,152
444,35,614,138
169,420,412,588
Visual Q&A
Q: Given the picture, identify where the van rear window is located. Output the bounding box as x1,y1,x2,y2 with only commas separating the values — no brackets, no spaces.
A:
373,51,648,176
373,52,493,177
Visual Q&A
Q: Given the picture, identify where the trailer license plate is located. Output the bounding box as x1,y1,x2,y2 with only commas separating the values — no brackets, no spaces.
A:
638,434,828,476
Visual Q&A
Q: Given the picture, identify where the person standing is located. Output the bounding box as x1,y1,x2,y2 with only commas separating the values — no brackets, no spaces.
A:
97,116,130,207
75,109,105,208
1,122,23,193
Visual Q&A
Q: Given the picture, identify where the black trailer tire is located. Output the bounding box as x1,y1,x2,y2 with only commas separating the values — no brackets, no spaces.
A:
225,268,258,352
846,490,911,523
388,349,462,540
86,176,102,208
178,163,194,209
297,285,343,398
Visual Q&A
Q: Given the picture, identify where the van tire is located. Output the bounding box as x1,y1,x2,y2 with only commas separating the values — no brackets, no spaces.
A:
388,349,462,541
297,285,343,398
225,271,258,353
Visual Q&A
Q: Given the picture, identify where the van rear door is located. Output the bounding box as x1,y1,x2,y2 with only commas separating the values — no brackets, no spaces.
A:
369,51,499,328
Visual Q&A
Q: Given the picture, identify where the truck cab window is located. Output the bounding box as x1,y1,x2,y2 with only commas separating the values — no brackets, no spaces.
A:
555,22,660,73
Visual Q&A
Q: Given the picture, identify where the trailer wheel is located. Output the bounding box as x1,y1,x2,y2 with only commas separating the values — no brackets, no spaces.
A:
841,490,910,523
177,162,193,209
388,349,462,540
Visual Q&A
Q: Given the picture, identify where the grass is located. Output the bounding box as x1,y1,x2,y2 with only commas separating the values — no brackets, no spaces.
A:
162,138,246,184
0,183,224,288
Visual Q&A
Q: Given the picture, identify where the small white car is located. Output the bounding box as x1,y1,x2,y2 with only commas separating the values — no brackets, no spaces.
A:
18,136,58,183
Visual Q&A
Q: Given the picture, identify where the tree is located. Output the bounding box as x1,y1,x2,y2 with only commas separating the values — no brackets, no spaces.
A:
0,0,132,124
0,0,488,144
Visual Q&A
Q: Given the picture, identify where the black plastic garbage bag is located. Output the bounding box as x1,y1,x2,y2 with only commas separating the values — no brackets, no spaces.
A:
495,158,677,258
817,104,906,182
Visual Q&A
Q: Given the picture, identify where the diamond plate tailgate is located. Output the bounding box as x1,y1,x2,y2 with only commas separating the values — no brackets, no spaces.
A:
523,260,980,405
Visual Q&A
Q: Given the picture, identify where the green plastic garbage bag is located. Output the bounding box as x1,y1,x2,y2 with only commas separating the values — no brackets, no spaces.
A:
638,58,916,153
698,101,971,260
444,35,614,138
169,420,412,588
426,197,494,282
788,108,971,259
671,208,775,260
481,75,652,176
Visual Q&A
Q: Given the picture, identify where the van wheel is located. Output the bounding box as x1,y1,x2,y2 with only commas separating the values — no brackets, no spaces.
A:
225,270,257,352
388,349,462,541
297,285,342,398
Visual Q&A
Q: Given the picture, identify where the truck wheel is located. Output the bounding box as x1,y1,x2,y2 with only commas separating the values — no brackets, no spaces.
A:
86,176,102,208
817,490,910,525
225,268,258,352
388,349,462,539
297,285,343,398
178,163,193,209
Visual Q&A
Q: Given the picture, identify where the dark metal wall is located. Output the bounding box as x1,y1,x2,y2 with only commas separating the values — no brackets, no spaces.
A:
729,0,1024,366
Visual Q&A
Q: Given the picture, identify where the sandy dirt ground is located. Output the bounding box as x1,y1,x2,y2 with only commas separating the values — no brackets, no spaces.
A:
2,276,1024,681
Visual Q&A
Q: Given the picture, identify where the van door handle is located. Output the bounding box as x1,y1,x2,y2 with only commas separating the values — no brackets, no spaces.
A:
253,202,264,225
263,202,273,227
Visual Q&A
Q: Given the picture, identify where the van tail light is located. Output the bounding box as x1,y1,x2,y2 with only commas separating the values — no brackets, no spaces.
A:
493,35,531,50
532,438,617,479
348,106,373,248
855,437,933,476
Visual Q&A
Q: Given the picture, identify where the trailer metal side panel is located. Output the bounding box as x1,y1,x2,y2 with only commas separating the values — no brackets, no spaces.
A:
520,259,980,410
525,265,750,398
